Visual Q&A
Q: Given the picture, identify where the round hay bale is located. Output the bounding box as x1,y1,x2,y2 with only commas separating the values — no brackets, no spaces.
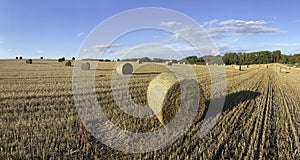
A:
40,57,43,59
19,57,23,60
147,72,203,126
65,60,72,66
165,61,172,65
81,62,90,70
116,63,133,75
15,57,18,59
26,59,32,64
72,57,75,61
137,59,142,64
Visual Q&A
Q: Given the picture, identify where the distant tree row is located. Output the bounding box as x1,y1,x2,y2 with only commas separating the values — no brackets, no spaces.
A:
222,50,300,65
185,50,300,65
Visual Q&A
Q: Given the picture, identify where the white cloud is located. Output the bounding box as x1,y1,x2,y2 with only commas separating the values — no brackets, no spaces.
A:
203,19,283,39
203,19,218,26
160,21,182,27
76,32,85,38
216,43,251,54
82,43,123,53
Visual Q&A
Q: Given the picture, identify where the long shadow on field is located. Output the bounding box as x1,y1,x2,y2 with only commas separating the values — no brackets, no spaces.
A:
92,69,115,71
132,72,162,75
222,90,261,112
31,62,49,64
204,90,261,115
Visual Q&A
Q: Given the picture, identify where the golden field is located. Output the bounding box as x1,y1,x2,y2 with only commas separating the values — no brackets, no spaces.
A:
0,59,299,159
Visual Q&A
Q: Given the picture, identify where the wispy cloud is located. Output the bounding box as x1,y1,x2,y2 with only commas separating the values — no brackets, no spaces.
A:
160,21,182,27
216,43,251,54
75,32,85,38
82,43,123,53
204,19,284,39
203,19,218,26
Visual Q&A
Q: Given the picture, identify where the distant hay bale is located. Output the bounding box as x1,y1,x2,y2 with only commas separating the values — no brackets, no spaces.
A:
65,60,72,66
183,62,186,64
72,57,75,61
26,59,32,64
235,65,242,70
115,58,120,62
116,63,133,75
165,61,172,65
137,59,142,64
19,57,23,60
280,67,288,73
40,57,43,59
15,57,18,59
147,72,203,125
81,62,90,70
177,62,181,64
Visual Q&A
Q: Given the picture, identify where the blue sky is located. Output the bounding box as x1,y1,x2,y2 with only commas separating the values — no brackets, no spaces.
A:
1,0,300,59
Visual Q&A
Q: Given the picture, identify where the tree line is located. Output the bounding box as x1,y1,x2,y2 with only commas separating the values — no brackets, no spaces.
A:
186,50,300,65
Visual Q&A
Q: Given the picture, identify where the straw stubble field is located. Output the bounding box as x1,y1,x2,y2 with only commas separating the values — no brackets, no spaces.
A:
0,59,299,159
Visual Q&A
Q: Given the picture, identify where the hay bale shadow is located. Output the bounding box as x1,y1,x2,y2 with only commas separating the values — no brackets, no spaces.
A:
204,90,261,119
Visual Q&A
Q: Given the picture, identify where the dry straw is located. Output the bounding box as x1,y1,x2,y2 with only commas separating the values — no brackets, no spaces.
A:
147,72,204,125
116,63,133,75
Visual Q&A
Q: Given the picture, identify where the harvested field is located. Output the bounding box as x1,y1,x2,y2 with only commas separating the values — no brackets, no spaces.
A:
0,60,299,159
